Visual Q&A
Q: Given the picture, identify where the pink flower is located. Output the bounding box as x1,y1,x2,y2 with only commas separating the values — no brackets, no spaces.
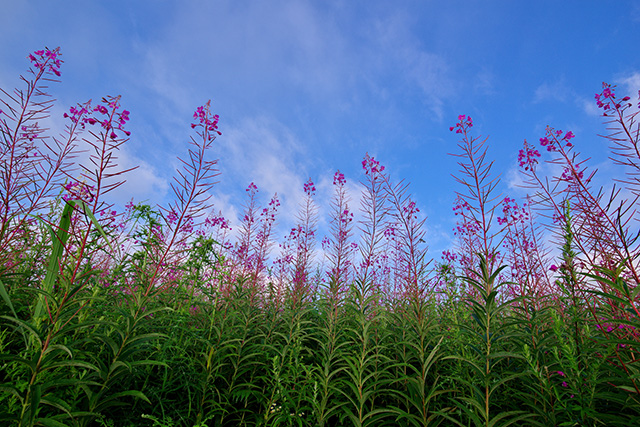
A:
362,154,385,175
518,140,541,171
246,182,258,193
303,178,316,196
166,210,179,225
63,181,95,203
190,101,222,136
333,171,346,186
550,264,558,272
28,47,62,76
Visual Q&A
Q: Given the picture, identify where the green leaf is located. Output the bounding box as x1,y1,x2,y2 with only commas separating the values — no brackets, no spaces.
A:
35,418,72,427
34,202,73,322
30,383,42,424
0,279,18,319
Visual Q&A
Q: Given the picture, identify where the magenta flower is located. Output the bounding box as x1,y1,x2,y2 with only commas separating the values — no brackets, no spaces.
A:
518,140,541,171
303,178,316,196
62,181,96,203
246,182,258,194
333,171,346,186
166,210,179,225
362,154,385,175
28,47,62,76
191,101,221,135
550,264,558,272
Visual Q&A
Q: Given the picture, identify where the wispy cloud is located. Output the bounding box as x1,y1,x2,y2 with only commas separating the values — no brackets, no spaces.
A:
533,79,569,104
580,96,600,116
368,12,455,121
618,72,640,100
474,67,495,96
217,116,309,227
108,147,170,206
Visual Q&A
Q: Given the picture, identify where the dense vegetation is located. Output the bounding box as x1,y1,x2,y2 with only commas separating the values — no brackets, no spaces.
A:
2,47,640,427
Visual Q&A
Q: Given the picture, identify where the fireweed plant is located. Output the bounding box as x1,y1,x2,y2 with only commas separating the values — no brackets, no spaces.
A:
2,47,640,427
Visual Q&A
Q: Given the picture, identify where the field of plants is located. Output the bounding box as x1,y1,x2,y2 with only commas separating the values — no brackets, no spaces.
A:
2,47,640,427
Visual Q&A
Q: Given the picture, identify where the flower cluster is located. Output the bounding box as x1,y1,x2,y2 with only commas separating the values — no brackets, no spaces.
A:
62,180,95,203
321,236,331,251
333,171,346,186
261,195,280,225
64,102,93,128
303,178,316,196
288,224,315,240
453,199,481,237
28,48,62,76
205,215,231,230
20,124,39,142
497,197,529,226
538,126,575,152
595,319,637,334
402,200,420,220
595,82,634,112
191,100,221,135
180,215,194,234
362,154,385,175
449,114,473,133
452,199,472,215
518,139,541,171
560,166,584,182
166,210,179,225
383,226,396,240
554,371,569,388
454,220,481,237
339,208,354,226
97,96,131,138
246,182,258,194
441,250,457,264
63,97,131,138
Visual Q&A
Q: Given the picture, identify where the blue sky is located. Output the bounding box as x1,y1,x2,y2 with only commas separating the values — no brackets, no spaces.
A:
2,0,639,259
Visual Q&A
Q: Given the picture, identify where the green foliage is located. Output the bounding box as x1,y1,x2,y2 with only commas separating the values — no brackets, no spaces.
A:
3,202,640,426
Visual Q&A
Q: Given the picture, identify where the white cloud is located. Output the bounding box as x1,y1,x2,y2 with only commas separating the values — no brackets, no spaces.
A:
129,0,353,111
368,12,455,121
618,72,640,110
533,80,568,104
218,116,309,228
474,67,495,95
505,164,528,193
580,96,600,116
107,147,170,207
